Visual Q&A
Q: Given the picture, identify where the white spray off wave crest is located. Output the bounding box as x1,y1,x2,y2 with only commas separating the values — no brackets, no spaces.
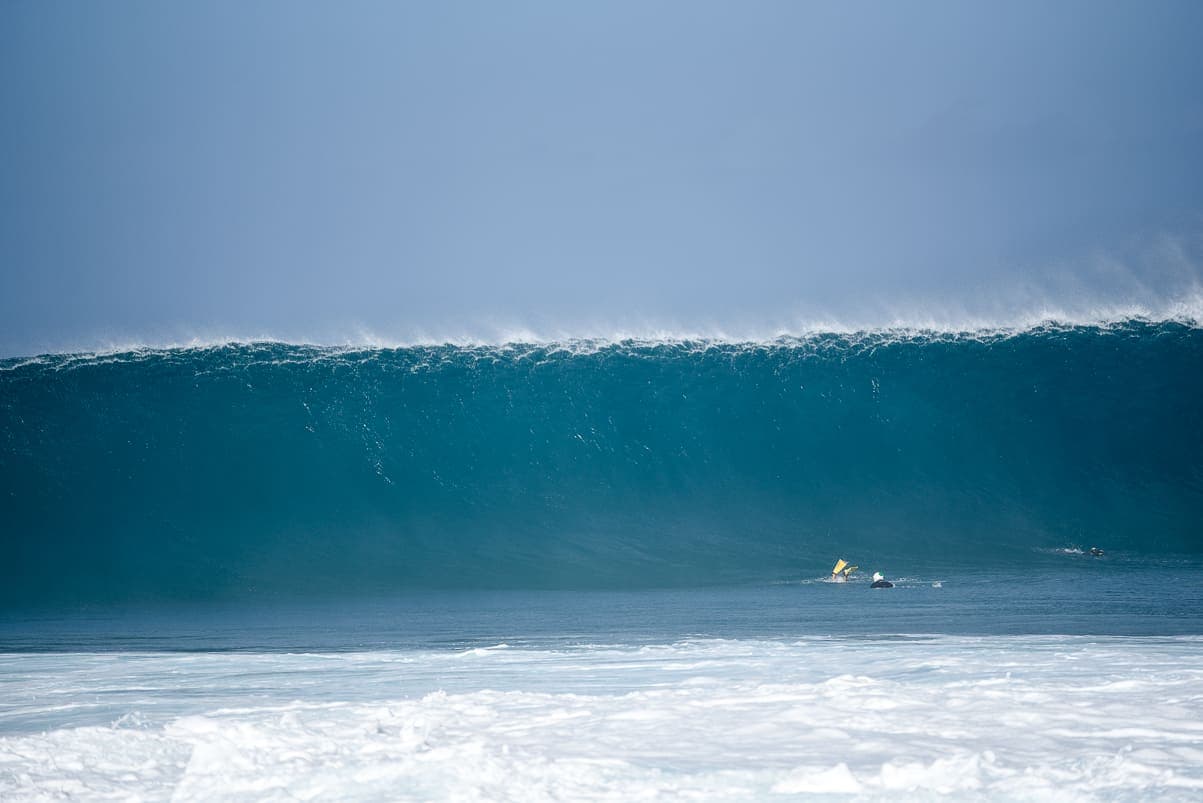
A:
8,231,1203,357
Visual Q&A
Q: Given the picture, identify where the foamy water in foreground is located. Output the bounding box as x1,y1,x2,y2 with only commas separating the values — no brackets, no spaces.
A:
3,636,1202,801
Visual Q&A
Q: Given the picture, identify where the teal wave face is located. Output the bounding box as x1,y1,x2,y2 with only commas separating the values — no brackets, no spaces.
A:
2,322,1201,604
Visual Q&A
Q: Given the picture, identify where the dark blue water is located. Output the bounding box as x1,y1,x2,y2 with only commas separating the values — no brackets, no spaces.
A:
4,559,1201,651
2,321,1201,617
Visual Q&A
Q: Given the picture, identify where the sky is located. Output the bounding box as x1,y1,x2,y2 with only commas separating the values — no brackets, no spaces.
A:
1,1,1201,355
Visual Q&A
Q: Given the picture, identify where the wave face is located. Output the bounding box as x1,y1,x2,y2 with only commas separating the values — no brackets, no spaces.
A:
2,321,1201,603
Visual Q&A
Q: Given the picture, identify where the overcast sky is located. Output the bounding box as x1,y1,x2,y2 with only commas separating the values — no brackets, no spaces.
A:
2,1,1201,355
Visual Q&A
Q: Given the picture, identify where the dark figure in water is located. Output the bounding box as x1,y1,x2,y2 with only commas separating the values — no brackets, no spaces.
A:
1090,547,1104,557
870,571,894,589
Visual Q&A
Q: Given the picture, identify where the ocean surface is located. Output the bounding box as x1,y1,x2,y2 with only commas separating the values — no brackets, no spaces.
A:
2,321,1202,799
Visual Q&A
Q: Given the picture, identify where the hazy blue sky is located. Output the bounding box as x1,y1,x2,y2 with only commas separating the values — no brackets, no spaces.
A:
2,1,1201,354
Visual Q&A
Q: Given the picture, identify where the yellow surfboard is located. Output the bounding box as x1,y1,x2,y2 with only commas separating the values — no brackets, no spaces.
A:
831,559,857,579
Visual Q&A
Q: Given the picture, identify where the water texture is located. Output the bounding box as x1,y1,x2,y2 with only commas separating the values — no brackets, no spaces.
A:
3,321,1201,605
3,637,1203,800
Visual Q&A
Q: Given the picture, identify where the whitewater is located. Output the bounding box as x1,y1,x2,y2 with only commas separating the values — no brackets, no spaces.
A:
2,318,1202,800
3,635,1203,800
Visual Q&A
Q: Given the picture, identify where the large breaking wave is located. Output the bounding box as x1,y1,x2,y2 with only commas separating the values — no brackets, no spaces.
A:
2,320,1201,603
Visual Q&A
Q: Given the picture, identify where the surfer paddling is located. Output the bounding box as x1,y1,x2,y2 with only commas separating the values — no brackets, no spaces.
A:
870,572,894,588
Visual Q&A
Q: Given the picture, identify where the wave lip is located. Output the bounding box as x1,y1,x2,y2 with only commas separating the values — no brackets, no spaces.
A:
5,296,1203,362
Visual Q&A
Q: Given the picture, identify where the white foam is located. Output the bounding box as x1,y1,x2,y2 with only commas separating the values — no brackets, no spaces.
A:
4,289,1202,363
2,636,1202,800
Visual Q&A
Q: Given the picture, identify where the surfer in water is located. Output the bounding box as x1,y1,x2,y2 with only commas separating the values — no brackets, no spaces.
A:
870,572,894,589
830,559,858,583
